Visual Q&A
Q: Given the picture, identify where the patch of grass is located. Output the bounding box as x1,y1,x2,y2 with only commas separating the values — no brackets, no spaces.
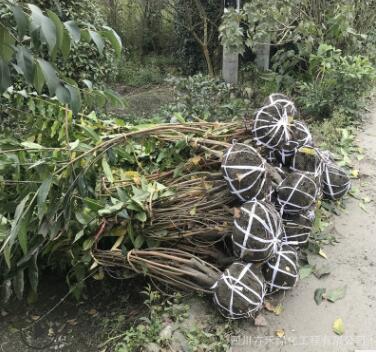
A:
101,285,232,352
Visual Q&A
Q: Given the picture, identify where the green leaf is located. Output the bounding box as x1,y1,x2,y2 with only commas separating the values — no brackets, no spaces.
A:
29,4,57,54
102,26,122,57
103,89,124,107
135,211,147,222
89,30,105,55
101,157,114,183
28,254,39,293
133,235,144,249
299,264,314,279
37,176,53,220
33,60,45,93
56,83,71,105
21,141,44,149
314,288,326,305
46,10,64,51
332,318,344,335
98,202,125,217
0,58,11,93
69,139,80,150
313,264,331,279
64,20,80,42
12,269,24,300
11,5,29,40
16,47,34,84
61,30,71,59
37,59,59,95
0,194,30,253
66,84,81,115
0,23,15,62
73,229,85,243
0,215,10,244
82,79,93,89
325,286,347,303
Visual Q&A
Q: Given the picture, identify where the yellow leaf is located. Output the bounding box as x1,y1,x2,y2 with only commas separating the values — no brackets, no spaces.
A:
190,207,197,216
288,115,294,123
319,248,328,259
333,318,344,335
112,226,127,237
298,146,316,156
273,304,284,316
111,235,124,250
275,329,285,338
190,155,202,165
88,309,97,316
351,169,359,178
93,267,104,281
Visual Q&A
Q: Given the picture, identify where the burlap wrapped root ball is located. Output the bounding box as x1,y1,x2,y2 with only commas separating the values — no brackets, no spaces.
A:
275,121,313,167
322,162,351,200
221,143,269,202
212,262,265,319
277,172,320,214
283,212,314,246
252,101,295,149
263,244,299,293
290,146,323,177
232,200,283,262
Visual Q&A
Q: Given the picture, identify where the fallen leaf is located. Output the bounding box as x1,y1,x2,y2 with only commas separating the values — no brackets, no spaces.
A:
67,319,78,326
359,202,368,213
275,329,285,338
299,264,314,279
332,318,344,335
263,301,283,316
319,248,328,259
48,328,55,337
264,301,274,312
254,314,268,327
325,286,347,303
314,288,326,305
273,304,284,316
363,196,372,203
351,169,359,178
313,264,331,279
88,308,97,316
190,155,202,165
233,207,241,219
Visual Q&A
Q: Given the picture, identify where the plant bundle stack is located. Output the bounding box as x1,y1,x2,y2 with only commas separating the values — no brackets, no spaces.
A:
0,95,350,320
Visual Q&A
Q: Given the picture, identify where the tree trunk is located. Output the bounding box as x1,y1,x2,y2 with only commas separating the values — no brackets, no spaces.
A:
203,45,214,76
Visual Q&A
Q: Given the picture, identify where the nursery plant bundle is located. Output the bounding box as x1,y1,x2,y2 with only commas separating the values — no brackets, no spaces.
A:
0,94,351,321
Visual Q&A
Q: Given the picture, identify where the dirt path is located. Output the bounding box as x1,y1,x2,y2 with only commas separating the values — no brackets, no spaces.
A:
231,106,376,352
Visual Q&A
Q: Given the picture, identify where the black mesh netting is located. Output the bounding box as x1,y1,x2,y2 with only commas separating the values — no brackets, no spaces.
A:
322,162,351,200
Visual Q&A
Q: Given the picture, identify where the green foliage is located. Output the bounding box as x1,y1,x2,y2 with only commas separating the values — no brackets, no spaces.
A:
219,8,244,55
219,0,376,119
117,59,165,87
296,44,375,118
0,1,122,114
161,74,252,122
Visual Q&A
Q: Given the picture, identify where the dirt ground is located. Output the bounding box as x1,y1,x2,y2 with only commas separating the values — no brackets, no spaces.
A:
229,106,376,352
